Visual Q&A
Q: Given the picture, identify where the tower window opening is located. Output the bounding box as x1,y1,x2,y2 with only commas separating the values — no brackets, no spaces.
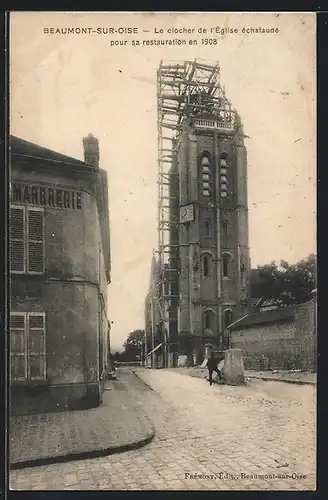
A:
204,309,215,331
223,309,233,330
222,253,231,278
219,153,229,199
204,219,212,237
202,253,212,277
222,220,228,237
200,155,212,198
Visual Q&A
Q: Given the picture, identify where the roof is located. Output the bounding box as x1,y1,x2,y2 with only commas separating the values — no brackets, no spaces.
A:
254,296,282,311
10,135,89,167
228,306,297,331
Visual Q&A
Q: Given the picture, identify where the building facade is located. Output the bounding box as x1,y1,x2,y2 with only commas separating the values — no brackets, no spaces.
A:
145,255,175,367
9,134,111,415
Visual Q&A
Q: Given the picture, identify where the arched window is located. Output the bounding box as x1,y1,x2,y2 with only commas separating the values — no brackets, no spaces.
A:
204,309,215,331
202,253,212,277
200,155,212,198
222,253,232,278
223,309,233,329
204,219,212,237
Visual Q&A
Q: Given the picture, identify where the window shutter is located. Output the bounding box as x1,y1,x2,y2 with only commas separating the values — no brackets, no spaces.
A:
10,313,27,380
27,209,44,274
10,207,25,273
28,313,46,379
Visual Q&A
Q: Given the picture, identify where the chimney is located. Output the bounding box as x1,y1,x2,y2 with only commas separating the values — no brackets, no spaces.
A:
83,133,99,167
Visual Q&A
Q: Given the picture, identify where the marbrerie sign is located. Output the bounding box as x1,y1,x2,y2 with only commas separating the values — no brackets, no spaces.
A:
10,182,83,210
194,119,234,131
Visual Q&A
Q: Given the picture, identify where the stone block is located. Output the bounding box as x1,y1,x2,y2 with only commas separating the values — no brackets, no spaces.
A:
178,355,187,367
222,348,245,385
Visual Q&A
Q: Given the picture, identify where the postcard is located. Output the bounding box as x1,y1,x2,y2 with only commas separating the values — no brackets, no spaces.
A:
9,11,316,492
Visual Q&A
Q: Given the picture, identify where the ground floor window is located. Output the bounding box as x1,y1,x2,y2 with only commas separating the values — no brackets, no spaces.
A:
10,312,46,381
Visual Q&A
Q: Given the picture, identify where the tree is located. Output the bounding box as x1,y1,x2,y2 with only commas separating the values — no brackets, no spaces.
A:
112,351,123,362
122,329,145,361
250,253,316,307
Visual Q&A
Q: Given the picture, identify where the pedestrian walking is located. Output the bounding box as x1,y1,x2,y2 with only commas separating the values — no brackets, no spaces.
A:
206,352,222,385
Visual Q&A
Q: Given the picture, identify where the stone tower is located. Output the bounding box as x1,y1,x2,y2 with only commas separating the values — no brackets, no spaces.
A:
171,107,250,366
154,60,250,368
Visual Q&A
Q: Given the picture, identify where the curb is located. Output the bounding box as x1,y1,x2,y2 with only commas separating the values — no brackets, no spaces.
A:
131,370,154,391
186,370,316,387
10,428,155,470
246,375,316,386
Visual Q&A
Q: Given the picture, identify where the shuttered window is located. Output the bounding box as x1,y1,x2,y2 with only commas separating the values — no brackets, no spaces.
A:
10,205,44,274
10,312,46,381
27,209,44,273
10,313,26,380
28,313,46,379
10,207,25,273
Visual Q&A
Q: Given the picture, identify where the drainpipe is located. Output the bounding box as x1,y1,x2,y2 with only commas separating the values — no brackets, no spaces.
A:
150,297,155,369
144,330,147,367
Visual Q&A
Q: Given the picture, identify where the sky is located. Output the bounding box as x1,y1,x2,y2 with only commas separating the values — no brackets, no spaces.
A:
10,12,316,351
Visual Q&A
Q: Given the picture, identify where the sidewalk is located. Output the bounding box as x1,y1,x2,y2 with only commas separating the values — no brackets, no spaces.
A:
10,372,155,470
171,366,316,385
245,369,316,385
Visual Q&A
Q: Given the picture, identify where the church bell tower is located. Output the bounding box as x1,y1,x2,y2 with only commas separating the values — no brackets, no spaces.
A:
156,60,250,367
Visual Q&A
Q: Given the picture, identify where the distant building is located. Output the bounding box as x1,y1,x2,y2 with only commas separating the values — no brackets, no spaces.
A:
228,296,317,371
144,255,163,367
9,134,111,415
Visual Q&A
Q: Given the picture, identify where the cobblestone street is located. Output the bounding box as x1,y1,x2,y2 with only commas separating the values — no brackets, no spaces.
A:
10,368,316,491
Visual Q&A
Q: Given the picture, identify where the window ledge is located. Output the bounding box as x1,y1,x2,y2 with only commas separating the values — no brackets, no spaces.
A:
11,273,45,279
11,379,49,387
222,277,231,281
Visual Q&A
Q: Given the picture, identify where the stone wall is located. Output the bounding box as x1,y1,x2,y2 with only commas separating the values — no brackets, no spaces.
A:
230,300,317,371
